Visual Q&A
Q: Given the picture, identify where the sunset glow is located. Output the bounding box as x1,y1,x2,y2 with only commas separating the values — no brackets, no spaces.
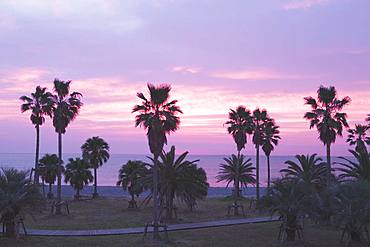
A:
1,0,369,156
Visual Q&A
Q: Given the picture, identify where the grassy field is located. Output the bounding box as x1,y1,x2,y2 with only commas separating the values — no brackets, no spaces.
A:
0,222,343,247
3,197,350,246
26,197,263,230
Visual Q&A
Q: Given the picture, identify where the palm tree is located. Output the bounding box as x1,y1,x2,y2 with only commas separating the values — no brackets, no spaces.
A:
0,168,42,238
263,179,307,241
280,154,327,191
335,181,370,244
52,79,82,214
252,108,270,201
132,83,182,239
225,106,253,156
261,119,281,190
39,154,59,199
304,85,350,183
81,136,110,198
336,148,370,182
20,86,54,184
117,160,148,208
216,154,255,199
64,158,93,199
346,124,370,153
146,146,208,220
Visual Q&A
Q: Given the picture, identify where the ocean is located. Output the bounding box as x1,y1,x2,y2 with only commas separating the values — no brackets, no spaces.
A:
0,153,348,187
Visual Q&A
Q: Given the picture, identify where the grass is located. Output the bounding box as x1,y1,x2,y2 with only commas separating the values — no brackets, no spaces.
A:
26,197,264,230
8,197,350,246
0,222,343,247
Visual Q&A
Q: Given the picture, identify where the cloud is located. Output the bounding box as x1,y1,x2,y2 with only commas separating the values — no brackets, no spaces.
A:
0,0,144,33
210,68,304,80
283,0,332,10
2,66,369,154
171,66,200,74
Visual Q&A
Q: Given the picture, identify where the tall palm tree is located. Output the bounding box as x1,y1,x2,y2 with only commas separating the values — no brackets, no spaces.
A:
64,158,93,199
39,154,59,199
336,181,370,244
264,179,307,241
216,154,255,212
81,136,110,198
132,83,182,239
280,154,327,191
52,79,82,214
261,119,281,190
0,168,42,238
146,146,209,220
225,106,254,156
346,124,370,153
252,108,270,201
336,148,370,182
117,160,148,208
304,85,350,183
20,86,54,184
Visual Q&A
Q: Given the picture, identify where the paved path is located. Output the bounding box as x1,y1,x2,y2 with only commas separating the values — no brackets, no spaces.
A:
22,216,279,237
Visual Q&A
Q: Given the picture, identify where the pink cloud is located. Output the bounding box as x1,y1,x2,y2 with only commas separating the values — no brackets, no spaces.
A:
2,66,369,155
283,0,332,10
171,66,200,74
210,68,304,80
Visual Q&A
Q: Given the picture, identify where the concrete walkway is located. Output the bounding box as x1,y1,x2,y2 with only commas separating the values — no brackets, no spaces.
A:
22,216,279,237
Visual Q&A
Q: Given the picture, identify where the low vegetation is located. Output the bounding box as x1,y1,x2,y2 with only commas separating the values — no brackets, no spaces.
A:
0,222,341,247
25,197,262,230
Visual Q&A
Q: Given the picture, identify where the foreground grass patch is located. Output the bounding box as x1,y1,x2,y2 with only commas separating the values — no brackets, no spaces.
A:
26,197,262,230
0,222,341,247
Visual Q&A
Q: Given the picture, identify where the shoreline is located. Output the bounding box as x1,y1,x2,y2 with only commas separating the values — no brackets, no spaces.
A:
44,185,267,198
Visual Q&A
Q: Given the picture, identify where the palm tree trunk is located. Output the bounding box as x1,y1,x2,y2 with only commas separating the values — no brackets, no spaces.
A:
42,178,45,197
4,219,16,238
234,177,240,216
93,168,98,198
130,193,136,208
48,183,53,198
166,195,172,220
267,155,271,191
56,132,62,215
326,143,331,185
256,145,260,202
152,154,160,240
76,187,80,200
34,125,40,184
235,150,241,202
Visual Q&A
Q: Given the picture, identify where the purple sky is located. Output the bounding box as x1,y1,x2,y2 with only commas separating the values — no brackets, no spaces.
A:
0,0,369,156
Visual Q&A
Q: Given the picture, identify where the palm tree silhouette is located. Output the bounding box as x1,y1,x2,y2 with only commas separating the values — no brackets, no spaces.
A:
261,119,281,190
138,146,209,220
117,160,148,209
20,86,53,184
132,83,182,239
154,146,208,220
280,154,327,191
252,108,270,202
304,85,350,184
225,106,253,156
346,124,370,153
39,154,59,199
81,136,110,198
52,79,82,214
216,154,255,214
0,168,42,238
336,148,370,182
64,158,93,199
